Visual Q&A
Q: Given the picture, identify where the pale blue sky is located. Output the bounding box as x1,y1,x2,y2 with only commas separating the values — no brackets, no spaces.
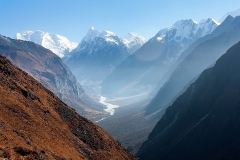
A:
0,0,239,42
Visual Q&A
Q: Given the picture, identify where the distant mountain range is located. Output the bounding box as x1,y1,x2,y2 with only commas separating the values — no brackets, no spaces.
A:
145,15,240,115
219,8,240,23
0,7,239,160
0,35,106,120
97,12,240,156
0,55,136,160
137,40,240,159
101,18,219,98
15,29,146,58
15,28,146,91
15,30,78,58
63,27,131,86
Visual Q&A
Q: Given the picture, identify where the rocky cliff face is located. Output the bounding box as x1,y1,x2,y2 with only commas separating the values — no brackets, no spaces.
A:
137,41,240,160
0,55,136,160
0,35,106,120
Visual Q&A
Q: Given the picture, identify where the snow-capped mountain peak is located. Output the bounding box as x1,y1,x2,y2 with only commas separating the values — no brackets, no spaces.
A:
74,27,146,55
77,27,147,54
122,32,146,45
83,26,100,42
63,27,130,87
155,18,219,44
82,27,117,42
121,32,146,54
74,27,122,53
15,30,78,58
172,19,199,40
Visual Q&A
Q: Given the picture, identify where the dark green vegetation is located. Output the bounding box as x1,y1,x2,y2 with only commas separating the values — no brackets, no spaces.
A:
137,41,240,159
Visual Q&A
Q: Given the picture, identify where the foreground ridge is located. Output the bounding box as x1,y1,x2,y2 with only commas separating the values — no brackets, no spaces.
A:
0,55,136,160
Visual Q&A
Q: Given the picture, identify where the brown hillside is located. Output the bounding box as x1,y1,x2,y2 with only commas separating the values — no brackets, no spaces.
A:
0,35,106,120
0,55,136,160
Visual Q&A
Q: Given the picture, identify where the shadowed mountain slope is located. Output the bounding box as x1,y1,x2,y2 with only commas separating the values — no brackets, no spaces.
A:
64,27,130,85
0,55,136,160
145,15,240,115
0,35,106,120
101,18,218,98
137,41,240,160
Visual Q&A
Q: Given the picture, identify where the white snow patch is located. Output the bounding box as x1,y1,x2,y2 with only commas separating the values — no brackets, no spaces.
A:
101,30,116,37
75,27,121,52
157,37,163,41
156,35,166,42
211,19,220,25
121,32,146,47
82,26,100,42
155,18,219,43
105,37,119,44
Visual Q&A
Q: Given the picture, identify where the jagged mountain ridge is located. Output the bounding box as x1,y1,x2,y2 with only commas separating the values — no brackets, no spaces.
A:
137,41,240,160
156,18,218,46
121,32,146,54
145,15,240,115
70,27,146,55
101,18,219,98
0,55,136,160
15,30,78,58
0,35,106,120
219,8,240,23
64,27,130,85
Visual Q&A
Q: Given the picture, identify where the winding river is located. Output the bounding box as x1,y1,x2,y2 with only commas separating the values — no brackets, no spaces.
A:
95,96,119,123
99,96,119,115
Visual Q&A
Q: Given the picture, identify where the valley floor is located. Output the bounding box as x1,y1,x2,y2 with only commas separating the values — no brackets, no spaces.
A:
96,94,161,154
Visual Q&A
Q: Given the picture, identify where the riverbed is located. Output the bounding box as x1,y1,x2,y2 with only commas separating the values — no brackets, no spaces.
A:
95,96,120,123
99,96,119,115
